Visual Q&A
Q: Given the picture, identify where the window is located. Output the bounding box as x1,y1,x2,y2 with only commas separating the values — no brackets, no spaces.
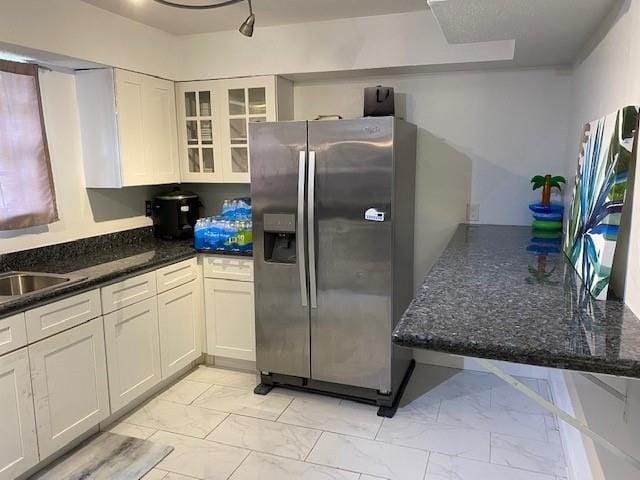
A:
0,59,57,230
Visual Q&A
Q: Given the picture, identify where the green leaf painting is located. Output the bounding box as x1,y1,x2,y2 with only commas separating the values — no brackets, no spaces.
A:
564,106,639,300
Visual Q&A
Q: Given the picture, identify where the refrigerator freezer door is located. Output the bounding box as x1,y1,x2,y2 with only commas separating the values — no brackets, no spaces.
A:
250,121,311,378
308,117,394,391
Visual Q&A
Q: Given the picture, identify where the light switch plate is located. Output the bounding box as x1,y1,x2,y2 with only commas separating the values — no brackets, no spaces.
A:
467,203,480,222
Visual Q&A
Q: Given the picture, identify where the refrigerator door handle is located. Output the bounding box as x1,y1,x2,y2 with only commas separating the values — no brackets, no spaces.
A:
297,151,309,307
308,151,318,309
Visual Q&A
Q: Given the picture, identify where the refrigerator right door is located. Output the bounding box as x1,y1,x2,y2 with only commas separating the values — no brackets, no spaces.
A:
308,117,394,391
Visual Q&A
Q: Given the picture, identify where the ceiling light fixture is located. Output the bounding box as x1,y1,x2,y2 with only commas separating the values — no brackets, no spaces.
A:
238,0,255,37
152,0,255,36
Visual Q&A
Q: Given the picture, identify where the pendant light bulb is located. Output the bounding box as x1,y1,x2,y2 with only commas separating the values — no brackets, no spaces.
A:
239,0,255,37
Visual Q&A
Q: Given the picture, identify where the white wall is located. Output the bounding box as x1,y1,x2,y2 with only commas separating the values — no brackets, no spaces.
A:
294,68,573,286
563,1,640,479
175,11,515,81
571,0,640,316
0,3,513,82
0,70,156,254
0,0,176,78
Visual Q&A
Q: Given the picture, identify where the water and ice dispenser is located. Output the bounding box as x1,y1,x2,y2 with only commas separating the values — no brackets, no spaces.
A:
263,213,297,264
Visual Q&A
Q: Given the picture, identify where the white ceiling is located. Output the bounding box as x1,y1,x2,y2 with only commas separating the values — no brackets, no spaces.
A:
79,0,619,67
428,0,618,66
80,0,428,35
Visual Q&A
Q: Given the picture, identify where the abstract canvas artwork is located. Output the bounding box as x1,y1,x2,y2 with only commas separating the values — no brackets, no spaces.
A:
564,106,639,300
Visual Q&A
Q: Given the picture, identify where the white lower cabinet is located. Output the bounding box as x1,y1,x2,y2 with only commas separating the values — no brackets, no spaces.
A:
29,318,109,459
103,297,162,412
157,280,202,378
0,258,205,473
204,278,255,361
0,348,38,480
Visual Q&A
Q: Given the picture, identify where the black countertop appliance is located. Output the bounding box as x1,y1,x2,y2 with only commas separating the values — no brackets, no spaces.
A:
151,187,201,239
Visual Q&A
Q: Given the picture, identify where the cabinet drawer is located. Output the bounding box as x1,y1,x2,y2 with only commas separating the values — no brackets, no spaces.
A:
203,255,253,281
101,271,157,314
156,258,197,293
25,290,101,343
0,313,27,355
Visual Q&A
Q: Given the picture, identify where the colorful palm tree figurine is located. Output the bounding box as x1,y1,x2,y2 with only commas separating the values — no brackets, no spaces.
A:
529,174,566,232
526,174,566,282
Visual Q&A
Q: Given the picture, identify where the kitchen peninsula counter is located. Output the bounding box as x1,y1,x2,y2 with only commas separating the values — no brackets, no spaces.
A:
393,224,640,378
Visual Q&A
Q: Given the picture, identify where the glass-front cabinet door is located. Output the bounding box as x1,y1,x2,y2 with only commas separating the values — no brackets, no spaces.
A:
176,81,223,182
175,76,278,183
219,76,277,183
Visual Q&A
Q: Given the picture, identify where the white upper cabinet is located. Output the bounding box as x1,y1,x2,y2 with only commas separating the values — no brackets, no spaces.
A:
76,68,180,188
143,74,181,184
175,81,223,183
175,75,293,183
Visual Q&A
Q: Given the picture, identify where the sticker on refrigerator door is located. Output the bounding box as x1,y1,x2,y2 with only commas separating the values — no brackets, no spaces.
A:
364,208,385,222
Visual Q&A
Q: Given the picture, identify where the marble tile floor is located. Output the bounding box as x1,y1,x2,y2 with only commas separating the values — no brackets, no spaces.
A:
100,363,569,480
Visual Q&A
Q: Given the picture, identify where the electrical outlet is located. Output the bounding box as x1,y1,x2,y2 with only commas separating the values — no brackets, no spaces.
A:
467,203,480,222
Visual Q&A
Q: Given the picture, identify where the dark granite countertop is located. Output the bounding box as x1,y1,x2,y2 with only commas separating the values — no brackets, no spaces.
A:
0,228,196,318
393,224,640,378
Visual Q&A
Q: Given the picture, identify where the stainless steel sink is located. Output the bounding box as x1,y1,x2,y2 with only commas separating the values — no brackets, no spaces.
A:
0,271,87,302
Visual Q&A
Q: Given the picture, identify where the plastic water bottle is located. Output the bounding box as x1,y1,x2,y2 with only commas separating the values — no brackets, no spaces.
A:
220,220,231,251
214,219,225,250
194,219,204,250
237,221,253,253
204,219,213,250
230,220,240,251
246,220,252,253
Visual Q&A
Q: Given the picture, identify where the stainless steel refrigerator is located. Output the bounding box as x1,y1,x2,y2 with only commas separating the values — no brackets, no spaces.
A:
249,116,416,415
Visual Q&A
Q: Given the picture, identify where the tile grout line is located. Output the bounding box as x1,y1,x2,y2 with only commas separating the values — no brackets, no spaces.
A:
304,430,324,461
154,468,199,480
486,430,568,479
238,443,371,478
433,413,551,443
373,416,385,440
273,395,295,422
204,412,232,438
434,399,443,422
421,450,431,480
274,417,379,440
488,431,492,463
223,448,252,480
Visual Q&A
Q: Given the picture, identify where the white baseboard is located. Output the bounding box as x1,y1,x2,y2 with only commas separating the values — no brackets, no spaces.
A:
548,369,603,480
206,354,256,372
413,349,550,379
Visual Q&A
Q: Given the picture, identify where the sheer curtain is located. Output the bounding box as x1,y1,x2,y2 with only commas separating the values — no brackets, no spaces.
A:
0,60,58,230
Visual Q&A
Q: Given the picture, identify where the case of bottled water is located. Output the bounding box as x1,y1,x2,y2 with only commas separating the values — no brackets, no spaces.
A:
194,198,252,254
